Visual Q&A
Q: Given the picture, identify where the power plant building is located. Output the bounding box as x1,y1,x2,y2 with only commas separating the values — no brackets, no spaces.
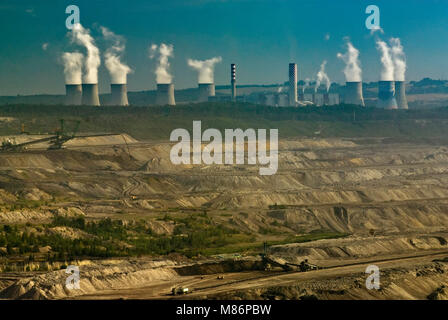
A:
156,83,176,106
81,83,100,106
65,84,82,105
377,81,398,109
395,81,408,109
344,82,365,106
110,84,129,106
198,83,215,102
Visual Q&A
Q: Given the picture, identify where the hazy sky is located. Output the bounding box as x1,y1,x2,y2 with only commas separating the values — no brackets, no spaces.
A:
1,0,448,95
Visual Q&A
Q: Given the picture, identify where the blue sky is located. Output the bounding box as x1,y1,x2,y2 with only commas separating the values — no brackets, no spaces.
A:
1,0,448,95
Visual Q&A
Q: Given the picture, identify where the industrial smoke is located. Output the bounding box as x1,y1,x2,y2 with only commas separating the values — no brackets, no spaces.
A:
390,38,406,82
376,40,394,81
337,41,362,82
62,52,83,84
70,23,101,84
101,27,132,84
315,61,331,92
149,43,174,83
303,78,310,93
187,57,222,83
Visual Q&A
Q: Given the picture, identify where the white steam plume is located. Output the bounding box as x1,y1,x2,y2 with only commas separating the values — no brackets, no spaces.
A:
302,78,310,93
101,27,132,84
337,41,362,82
390,38,406,81
70,23,101,83
149,43,174,84
315,60,331,92
62,52,84,84
187,56,222,84
376,39,394,81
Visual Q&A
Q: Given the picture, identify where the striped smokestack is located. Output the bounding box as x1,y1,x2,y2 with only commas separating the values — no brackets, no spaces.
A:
81,84,100,106
198,83,215,102
156,83,176,106
344,82,365,106
395,81,408,109
231,64,236,102
289,63,298,106
377,81,398,109
110,84,129,106
65,84,82,105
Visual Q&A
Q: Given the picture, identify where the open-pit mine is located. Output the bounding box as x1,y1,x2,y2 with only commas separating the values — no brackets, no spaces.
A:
1,130,448,300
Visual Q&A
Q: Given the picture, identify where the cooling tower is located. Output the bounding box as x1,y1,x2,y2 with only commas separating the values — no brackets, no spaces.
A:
298,92,305,102
198,83,215,102
65,84,82,105
81,84,100,106
344,82,365,106
110,84,129,106
377,81,398,109
231,64,236,102
395,81,408,109
156,83,176,106
289,63,298,106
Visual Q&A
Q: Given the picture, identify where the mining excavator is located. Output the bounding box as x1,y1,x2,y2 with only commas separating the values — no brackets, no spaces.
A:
261,242,321,272
1,119,119,152
262,255,320,272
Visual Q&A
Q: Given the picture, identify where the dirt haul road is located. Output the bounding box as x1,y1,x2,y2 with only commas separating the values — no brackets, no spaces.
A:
71,250,448,300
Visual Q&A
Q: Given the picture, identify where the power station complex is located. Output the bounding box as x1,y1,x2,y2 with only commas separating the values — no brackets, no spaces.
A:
64,63,408,110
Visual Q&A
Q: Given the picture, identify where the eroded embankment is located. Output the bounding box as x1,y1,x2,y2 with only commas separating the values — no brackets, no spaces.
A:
0,259,178,300
269,234,448,264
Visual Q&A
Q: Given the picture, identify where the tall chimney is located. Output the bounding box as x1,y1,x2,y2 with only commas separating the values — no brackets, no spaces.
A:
65,84,82,105
231,64,236,102
289,63,298,106
198,83,215,102
156,83,176,106
395,81,408,109
377,81,398,109
110,84,129,106
344,82,365,106
81,84,100,106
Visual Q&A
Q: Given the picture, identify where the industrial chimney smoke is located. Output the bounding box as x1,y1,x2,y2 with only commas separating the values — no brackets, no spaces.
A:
231,64,236,102
377,81,398,109
344,82,365,106
197,83,215,102
156,83,176,106
82,84,100,106
110,84,129,106
65,84,82,105
62,52,83,105
289,63,298,106
395,81,408,109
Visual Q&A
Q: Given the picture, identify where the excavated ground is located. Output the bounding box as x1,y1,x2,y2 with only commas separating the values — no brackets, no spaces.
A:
1,135,448,299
